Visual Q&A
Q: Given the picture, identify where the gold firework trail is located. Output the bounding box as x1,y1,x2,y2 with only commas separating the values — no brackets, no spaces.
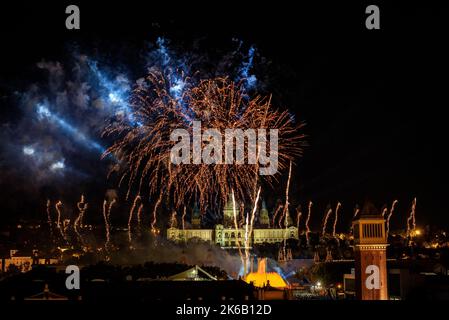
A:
103,198,117,251
332,202,341,238
353,205,360,219
45,199,54,242
281,162,292,254
305,201,312,245
55,200,65,240
246,187,261,270
231,190,245,274
151,193,163,234
102,200,108,250
181,205,187,232
386,200,398,237
406,197,417,238
136,203,144,237
296,205,302,230
322,206,333,236
272,203,283,228
46,199,52,227
170,210,177,228
239,202,245,228
63,219,70,240
381,207,388,218
76,194,88,227
75,195,88,244
281,161,293,228
128,195,141,244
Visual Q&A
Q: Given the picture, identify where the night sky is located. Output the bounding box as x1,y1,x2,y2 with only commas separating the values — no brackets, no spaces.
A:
0,1,448,229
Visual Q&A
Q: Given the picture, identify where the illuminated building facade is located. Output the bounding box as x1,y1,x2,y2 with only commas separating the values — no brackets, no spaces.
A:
167,197,299,248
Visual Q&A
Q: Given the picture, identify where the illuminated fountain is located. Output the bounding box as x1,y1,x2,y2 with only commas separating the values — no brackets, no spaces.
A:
244,258,288,289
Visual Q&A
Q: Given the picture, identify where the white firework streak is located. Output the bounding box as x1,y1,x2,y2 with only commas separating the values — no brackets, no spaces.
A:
245,187,261,275
280,161,292,228
282,162,292,255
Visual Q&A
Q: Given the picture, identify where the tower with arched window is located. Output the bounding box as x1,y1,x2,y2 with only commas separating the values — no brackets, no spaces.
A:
352,202,388,300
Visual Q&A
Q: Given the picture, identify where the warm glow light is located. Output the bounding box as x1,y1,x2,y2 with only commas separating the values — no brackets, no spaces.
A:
244,258,288,288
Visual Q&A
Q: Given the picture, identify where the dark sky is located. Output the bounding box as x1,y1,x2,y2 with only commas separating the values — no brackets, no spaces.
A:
0,1,448,229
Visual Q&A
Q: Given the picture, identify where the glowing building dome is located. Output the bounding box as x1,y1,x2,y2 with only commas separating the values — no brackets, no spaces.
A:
244,258,288,288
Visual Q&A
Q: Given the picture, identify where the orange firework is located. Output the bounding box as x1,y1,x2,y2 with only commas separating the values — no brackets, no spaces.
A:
103,73,305,218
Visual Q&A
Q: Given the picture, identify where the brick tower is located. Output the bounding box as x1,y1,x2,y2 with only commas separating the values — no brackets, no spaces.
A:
352,202,388,300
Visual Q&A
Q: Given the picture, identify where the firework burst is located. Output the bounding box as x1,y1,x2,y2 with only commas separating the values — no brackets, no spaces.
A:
103,73,305,221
